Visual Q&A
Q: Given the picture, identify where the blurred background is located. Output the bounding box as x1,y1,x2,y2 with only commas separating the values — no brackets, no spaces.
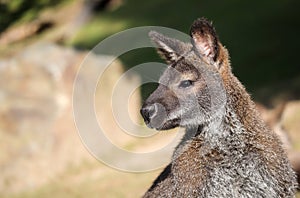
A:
0,0,299,197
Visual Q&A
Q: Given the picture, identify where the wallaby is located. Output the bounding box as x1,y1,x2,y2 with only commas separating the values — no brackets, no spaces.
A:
140,18,298,197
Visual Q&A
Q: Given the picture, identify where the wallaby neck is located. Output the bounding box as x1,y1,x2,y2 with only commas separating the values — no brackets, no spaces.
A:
221,70,266,134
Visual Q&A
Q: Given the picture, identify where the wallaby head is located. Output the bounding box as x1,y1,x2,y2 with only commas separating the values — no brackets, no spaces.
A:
140,18,230,130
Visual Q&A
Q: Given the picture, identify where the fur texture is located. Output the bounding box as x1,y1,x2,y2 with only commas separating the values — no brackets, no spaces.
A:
141,18,297,197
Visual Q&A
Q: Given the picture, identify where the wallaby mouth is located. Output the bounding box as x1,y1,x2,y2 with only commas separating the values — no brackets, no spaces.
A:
140,103,180,130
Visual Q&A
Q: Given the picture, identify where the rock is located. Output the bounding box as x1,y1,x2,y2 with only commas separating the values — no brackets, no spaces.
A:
257,100,300,187
256,102,292,150
281,101,300,147
0,42,142,194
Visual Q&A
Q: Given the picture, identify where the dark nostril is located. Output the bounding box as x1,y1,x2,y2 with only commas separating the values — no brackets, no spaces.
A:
140,104,157,124
140,108,148,123
147,105,156,117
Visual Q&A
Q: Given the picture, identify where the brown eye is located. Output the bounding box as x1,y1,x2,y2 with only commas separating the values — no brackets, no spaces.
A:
179,80,194,88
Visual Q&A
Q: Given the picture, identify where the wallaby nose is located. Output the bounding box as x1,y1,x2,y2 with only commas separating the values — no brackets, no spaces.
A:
140,104,157,124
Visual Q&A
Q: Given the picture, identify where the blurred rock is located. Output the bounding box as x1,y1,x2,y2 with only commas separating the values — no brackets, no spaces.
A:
281,101,300,186
0,42,142,194
256,102,292,150
0,42,79,194
257,101,300,187
281,101,300,146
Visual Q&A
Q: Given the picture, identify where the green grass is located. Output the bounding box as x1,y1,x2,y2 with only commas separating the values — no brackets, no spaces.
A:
71,18,127,49
0,0,72,32
71,0,300,103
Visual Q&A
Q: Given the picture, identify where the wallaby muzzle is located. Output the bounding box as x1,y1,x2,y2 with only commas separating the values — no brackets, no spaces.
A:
140,84,180,130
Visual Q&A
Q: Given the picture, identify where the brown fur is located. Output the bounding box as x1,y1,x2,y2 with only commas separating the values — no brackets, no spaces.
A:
141,18,297,197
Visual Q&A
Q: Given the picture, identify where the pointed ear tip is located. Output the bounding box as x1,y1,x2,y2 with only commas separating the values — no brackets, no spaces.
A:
193,17,212,25
190,17,214,34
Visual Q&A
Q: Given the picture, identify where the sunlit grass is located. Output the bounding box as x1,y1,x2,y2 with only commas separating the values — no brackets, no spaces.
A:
9,160,160,198
70,17,128,49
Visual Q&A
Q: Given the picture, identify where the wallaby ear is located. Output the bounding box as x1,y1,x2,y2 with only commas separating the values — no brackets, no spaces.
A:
149,31,190,64
190,18,221,67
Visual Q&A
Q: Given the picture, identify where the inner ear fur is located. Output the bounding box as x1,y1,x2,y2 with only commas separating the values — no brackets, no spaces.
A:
190,18,222,67
149,31,191,64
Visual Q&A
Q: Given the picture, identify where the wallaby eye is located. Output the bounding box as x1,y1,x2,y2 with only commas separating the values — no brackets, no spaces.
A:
179,80,194,88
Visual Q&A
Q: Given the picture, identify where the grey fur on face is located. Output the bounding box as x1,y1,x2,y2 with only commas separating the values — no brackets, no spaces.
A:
140,17,297,197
